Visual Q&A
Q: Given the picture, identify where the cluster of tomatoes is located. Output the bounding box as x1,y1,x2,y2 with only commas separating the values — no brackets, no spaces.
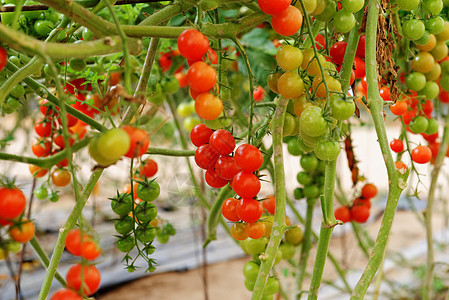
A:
243,260,280,298
294,152,326,200
257,0,303,36
50,228,102,299
334,183,378,224
0,184,35,260
176,29,223,121
190,124,270,239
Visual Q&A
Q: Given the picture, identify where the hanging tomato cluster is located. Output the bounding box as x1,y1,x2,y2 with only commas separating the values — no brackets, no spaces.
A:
334,183,378,224
177,29,222,121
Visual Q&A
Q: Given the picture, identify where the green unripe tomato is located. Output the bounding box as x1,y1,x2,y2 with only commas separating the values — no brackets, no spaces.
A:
283,113,296,136
279,243,296,260
414,31,431,46
303,184,319,198
300,154,318,171
402,19,425,41
341,0,364,12
34,20,54,37
97,128,131,162
82,27,94,41
333,9,356,33
136,180,160,202
315,0,337,22
425,118,439,134
329,94,355,120
418,81,440,100
114,216,133,235
148,84,165,105
43,63,61,77
263,277,280,296
162,77,180,95
5,97,22,111
293,187,304,199
69,58,87,72
313,140,341,161
423,0,444,15
10,84,25,99
34,186,48,200
406,72,427,91
243,261,260,281
409,116,429,134
396,0,420,10
285,226,304,245
287,138,303,156
425,17,445,34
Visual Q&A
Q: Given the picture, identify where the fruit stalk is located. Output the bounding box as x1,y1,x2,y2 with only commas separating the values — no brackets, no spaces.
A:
422,112,449,299
251,96,288,299
351,0,406,298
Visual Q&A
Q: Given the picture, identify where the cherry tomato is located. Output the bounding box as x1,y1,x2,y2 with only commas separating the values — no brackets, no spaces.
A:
277,71,305,99
253,86,265,102
136,180,160,201
402,19,425,41
190,124,214,147
138,159,158,178
234,144,263,172
333,9,356,33
222,198,240,222
334,206,351,223
9,219,35,243
209,129,235,155
66,263,101,296
276,44,303,71
390,101,408,116
205,169,229,188
353,56,366,79
174,72,188,88
361,183,377,199
29,165,48,178
411,145,432,164
262,195,276,215
356,34,366,58
390,139,404,153
177,29,209,61
271,6,303,36
195,93,223,120
31,139,52,157
187,61,217,93
0,187,26,220
230,223,248,240
65,228,91,256
0,46,7,72
194,144,220,170
330,41,347,65
52,169,71,187
236,198,263,223
121,126,150,158
51,288,82,300
215,156,241,180
245,222,266,239
350,205,370,223
257,0,290,15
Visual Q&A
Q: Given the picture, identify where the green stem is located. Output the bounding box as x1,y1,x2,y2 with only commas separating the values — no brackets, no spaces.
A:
102,0,132,93
0,57,42,105
204,185,233,246
422,113,449,300
297,198,316,294
147,147,195,156
251,97,288,300
38,169,103,300
29,237,66,287
351,0,406,297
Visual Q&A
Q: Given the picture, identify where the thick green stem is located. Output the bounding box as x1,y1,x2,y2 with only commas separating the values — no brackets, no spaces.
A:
308,160,337,299
351,0,406,297
422,113,449,299
38,169,103,300
29,237,66,287
251,97,288,300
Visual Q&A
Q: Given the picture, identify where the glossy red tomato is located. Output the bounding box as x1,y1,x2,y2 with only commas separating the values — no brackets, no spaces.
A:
53,134,75,149
253,86,265,102
236,198,263,223
245,222,266,239
214,156,241,180
361,183,377,199
411,145,432,164
209,129,235,155
51,288,82,300
190,124,214,147
205,169,229,188
222,198,240,222
232,171,261,199
315,33,326,50
32,139,52,157
257,0,290,15
34,118,54,137
439,90,449,103
0,187,26,220
194,144,220,170
187,61,217,93
138,159,158,178
330,41,347,65
158,52,172,72
390,101,408,116
422,132,439,143
234,144,263,172
390,139,404,153
66,263,101,296
271,6,303,36
80,240,101,260
187,47,218,66
379,86,391,101
65,228,93,256
121,126,150,158
350,205,370,223
177,29,209,61
334,206,351,223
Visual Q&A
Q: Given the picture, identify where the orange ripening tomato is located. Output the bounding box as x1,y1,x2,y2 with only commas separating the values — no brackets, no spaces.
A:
334,206,351,223
51,169,71,187
361,183,377,199
121,126,150,158
29,165,48,178
195,93,223,120
9,219,35,243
